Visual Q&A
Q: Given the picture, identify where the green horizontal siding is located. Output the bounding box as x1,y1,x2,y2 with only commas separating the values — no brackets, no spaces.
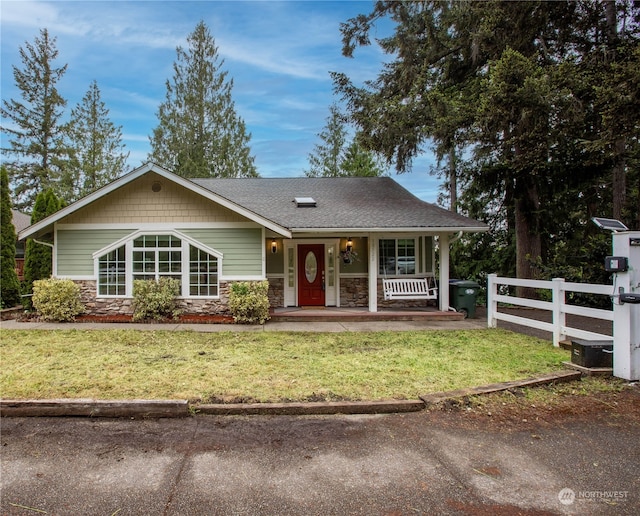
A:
181,228,263,276
57,228,263,277
57,229,132,276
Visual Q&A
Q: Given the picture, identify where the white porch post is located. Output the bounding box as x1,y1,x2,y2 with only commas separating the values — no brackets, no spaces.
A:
369,234,378,312
438,233,450,312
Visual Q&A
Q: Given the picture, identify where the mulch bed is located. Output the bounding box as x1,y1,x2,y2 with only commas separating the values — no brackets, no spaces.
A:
15,313,235,324
76,313,235,324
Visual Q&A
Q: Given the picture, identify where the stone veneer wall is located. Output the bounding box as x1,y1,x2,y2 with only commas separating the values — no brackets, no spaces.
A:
267,277,284,308
77,280,232,316
339,277,369,307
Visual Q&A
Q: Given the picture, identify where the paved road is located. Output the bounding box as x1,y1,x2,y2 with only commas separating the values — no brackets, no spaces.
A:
2,410,638,515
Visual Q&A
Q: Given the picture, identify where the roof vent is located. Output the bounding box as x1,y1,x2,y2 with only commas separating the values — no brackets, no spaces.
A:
294,197,316,208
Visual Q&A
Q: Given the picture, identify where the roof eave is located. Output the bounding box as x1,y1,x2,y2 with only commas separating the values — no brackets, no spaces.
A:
289,226,490,234
18,163,292,240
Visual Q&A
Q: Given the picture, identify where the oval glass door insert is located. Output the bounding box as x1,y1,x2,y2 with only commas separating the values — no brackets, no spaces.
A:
304,251,317,283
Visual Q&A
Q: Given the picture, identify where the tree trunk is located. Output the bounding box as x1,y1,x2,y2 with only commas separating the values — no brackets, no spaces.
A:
514,174,542,298
448,146,458,213
612,138,626,221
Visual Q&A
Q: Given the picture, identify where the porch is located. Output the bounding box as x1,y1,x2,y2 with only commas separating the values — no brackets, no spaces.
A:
270,306,466,323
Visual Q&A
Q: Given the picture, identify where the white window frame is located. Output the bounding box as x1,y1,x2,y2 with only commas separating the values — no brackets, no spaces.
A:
93,230,223,299
378,237,418,277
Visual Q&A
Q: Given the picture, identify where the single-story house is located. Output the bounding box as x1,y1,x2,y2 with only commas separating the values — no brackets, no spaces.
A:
19,162,488,315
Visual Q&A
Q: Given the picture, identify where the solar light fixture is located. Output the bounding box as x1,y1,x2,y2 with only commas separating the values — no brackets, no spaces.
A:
591,217,629,233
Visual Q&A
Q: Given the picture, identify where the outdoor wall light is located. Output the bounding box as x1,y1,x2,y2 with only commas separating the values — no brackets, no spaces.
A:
346,237,353,253
271,239,277,254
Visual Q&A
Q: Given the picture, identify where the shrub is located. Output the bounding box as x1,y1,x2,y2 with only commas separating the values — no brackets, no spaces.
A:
0,167,21,309
132,278,182,322
32,278,84,322
228,280,270,324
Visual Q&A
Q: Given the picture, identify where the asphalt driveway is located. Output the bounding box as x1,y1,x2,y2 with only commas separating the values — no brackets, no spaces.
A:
2,406,638,515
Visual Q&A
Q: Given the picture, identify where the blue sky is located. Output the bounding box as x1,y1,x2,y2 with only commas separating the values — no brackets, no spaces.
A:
1,0,441,202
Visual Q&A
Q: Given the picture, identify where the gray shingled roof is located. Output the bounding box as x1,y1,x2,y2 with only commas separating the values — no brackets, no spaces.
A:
11,209,31,234
192,177,487,232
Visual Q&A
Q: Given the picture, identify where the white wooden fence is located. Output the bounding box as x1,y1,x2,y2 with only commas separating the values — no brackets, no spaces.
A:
487,274,613,347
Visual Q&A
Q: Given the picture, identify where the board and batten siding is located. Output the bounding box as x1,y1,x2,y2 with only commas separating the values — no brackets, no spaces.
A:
56,229,133,276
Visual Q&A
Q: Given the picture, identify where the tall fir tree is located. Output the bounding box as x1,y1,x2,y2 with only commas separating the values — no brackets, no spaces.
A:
62,80,129,202
306,104,385,177
149,21,257,178
334,0,639,286
305,104,347,178
0,167,22,308
341,140,386,177
0,29,68,211
22,189,62,310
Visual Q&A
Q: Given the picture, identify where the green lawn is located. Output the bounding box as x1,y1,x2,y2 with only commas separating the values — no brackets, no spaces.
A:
0,328,569,402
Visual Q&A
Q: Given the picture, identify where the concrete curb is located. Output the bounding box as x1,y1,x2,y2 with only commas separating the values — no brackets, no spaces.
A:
1,370,583,418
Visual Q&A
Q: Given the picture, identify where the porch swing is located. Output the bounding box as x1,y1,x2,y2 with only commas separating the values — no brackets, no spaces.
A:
379,240,438,301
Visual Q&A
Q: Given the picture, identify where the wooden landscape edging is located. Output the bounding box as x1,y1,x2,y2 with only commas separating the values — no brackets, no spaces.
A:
1,370,583,418
0,399,189,418
195,399,425,416
419,370,582,406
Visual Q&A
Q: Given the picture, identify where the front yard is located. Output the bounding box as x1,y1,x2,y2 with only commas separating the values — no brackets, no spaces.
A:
0,328,569,402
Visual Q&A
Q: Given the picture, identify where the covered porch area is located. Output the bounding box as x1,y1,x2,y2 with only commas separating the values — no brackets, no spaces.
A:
270,306,465,322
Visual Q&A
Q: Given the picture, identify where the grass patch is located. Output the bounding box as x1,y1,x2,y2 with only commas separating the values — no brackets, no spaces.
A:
0,328,569,402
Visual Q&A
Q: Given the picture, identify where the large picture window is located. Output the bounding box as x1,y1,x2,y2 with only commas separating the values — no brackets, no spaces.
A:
96,233,220,298
379,238,416,276
132,234,182,286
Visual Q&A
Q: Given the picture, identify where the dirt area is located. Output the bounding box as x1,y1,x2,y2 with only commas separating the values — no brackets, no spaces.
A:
426,378,640,433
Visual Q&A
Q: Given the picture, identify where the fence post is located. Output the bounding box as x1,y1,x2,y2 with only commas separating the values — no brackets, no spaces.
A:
551,278,566,347
487,274,498,328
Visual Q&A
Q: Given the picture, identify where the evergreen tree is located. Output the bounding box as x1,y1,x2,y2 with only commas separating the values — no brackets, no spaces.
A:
149,21,257,178
0,167,21,308
22,189,61,310
341,140,386,177
1,29,68,211
305,105,347,177
305,104,386,177
63,80,129,202
334,0,639,285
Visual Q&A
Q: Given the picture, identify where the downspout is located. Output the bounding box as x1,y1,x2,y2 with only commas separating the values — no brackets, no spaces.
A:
449,231,463,245
33,239,54,248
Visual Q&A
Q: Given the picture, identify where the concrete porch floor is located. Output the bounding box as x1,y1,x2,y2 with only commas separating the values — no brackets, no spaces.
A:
270,306,466,322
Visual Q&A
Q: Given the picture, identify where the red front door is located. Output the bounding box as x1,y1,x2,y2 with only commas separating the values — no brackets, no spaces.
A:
298,244,325,306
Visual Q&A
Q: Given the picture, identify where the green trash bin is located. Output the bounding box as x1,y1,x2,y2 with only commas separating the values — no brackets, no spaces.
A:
448,280,480,318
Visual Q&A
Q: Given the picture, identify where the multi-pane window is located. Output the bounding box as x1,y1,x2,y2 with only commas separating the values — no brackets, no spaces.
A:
379,238,416,276
98,246,126,295
132,234,182,287
189,245,218,296
97,234,220,298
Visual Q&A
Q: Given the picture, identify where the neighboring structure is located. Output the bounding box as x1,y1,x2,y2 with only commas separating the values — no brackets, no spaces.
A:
18,163,488,316
11,209,31,281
